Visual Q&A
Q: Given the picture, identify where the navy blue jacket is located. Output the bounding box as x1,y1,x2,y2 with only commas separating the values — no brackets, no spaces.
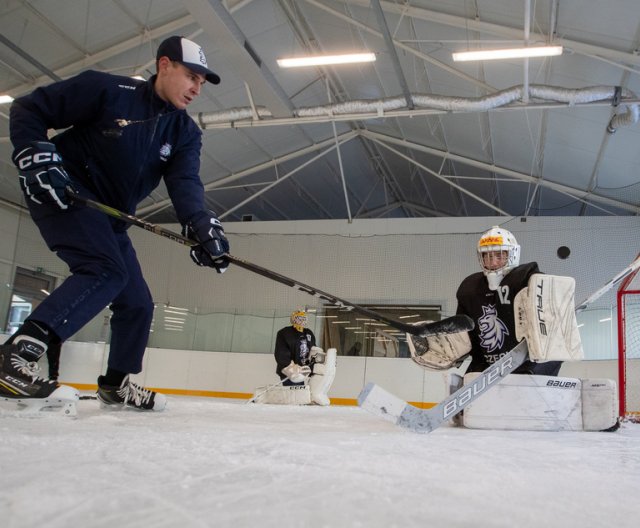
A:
10,70,205,224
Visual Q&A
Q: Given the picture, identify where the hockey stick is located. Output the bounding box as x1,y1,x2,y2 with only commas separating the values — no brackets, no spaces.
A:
575,254,640,312
246,378,289,404
66,190,473,338
359,257,640,433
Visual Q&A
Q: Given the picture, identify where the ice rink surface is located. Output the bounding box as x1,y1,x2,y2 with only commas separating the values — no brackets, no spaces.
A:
1,395,639,528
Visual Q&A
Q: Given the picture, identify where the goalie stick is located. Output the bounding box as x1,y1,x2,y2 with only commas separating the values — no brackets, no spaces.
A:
66,190,473,338
359,256,640,433
246,378,286,404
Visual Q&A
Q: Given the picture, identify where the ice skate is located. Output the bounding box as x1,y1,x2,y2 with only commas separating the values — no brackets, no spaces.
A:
97,375,166,411
0,344,79,417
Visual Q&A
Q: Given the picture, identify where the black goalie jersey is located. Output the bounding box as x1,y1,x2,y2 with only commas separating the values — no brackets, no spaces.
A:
456,262,539,372
274,326,316,379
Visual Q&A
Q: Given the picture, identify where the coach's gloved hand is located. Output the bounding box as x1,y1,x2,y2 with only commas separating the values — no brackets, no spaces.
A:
182,210,230,274
12,141,75,210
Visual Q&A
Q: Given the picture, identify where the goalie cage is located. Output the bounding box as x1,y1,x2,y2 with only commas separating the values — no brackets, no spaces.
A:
618,255,640,423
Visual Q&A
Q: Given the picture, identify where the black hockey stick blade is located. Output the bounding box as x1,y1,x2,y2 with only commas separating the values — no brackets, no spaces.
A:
66,190,473,337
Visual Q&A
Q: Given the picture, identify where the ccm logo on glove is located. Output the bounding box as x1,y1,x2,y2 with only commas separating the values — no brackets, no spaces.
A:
16,150,63,170
13,141,74,210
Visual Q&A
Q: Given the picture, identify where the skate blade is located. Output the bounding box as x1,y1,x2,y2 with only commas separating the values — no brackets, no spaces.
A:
0,385,79,418
0,396,78,417
98,399,125,411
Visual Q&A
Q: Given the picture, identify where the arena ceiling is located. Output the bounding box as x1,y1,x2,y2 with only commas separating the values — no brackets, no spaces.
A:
1,0,640,223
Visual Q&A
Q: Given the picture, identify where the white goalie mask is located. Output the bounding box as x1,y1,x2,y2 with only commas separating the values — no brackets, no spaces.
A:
477,226,520,290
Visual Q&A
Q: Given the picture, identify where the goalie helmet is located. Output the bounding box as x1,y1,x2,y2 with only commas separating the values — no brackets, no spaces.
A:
477,226,520,290
290,310,307,332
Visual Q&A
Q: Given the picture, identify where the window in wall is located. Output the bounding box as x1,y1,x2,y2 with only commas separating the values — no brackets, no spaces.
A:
321,304,442,358
4,267,57,334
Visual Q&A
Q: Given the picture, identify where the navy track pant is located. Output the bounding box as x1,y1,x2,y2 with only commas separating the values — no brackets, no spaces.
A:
26,199,154,374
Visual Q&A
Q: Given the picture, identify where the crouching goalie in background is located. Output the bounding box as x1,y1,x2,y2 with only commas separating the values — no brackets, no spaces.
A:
252,310,336,406
407,226,618,432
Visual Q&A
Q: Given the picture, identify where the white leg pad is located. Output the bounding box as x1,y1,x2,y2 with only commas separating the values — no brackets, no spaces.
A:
581,378,618,431
463,373,583,431
252,385,311,405
309,348,337,406
462,373,619,431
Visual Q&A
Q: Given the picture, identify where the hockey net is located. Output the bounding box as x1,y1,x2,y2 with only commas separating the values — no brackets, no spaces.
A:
618,256,640,422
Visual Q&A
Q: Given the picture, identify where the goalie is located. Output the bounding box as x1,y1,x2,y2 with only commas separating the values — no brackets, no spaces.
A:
410,226,564,374
408,226,617,432
260,310,336,406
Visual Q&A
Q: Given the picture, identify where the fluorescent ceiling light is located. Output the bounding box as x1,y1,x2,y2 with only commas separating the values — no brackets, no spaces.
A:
452,45,563,62
277,52,376,68
0,95,14,104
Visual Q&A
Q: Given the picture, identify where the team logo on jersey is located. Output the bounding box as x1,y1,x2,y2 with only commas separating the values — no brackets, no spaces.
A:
159,143,172,161
299,335,310,364
478,304,509,353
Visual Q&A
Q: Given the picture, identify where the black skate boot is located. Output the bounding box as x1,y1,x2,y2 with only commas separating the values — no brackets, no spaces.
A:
97,375,166,411
0,344,78,416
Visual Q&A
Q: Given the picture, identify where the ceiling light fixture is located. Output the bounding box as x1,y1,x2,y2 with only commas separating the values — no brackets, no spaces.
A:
277,52,376,68
452,45,563,62
0,95,14,104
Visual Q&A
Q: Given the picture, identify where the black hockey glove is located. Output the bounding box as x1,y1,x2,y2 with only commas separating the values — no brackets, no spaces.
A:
182,210,230,274
12,141,75,210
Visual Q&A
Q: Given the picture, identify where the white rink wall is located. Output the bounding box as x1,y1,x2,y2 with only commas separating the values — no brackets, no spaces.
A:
37,340,634,406
1,205,639,405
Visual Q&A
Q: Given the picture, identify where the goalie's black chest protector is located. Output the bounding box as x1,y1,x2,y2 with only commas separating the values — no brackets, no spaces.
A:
456,262,539,370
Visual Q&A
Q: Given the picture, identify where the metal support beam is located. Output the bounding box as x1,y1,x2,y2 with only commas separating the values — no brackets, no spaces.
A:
183,0,294,117
370,0,414,109
361,130,640,215
219,133,358,219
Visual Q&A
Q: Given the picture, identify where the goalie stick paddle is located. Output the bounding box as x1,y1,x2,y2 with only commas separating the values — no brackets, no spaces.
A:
358,341,530,433
359,256,640,433
66,190,473,338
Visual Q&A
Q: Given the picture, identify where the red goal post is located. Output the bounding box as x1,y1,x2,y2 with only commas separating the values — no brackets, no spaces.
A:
617,254,640,422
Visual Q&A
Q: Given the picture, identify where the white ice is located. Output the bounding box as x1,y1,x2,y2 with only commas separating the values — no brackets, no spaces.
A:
1,395,639,528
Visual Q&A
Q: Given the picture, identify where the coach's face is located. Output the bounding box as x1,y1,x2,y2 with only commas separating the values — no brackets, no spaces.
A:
155,57,206,110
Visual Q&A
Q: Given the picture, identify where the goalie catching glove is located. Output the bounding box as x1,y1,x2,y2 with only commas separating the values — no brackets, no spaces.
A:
13,141,76,210
182,210,230,274
408,325,471,371
281,361,312,383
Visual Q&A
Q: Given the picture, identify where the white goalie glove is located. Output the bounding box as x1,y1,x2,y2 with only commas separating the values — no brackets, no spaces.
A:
282,361,312,383
514,273,584,362
408,328,471,371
